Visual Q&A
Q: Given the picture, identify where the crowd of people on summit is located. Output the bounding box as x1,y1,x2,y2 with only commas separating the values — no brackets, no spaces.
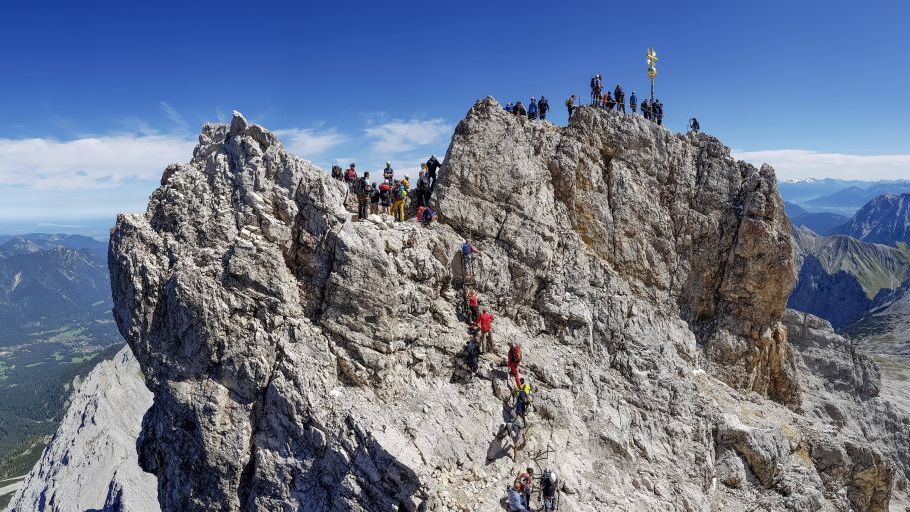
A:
330,155,442,226
325,67,701,510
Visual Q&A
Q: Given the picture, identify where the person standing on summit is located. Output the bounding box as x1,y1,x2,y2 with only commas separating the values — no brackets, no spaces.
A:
538,95,549,120
355,172,371,221
426,154,441,192
566,95,577,119
614,84,625,113
527,97,538,120
630,91,638,114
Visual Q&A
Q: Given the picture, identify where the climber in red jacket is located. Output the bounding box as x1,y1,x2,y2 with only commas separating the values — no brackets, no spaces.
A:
507,342,523,388
475,309,494,353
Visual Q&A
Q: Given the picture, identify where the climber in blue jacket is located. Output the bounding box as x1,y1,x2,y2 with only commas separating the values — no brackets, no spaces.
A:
527,97,538,120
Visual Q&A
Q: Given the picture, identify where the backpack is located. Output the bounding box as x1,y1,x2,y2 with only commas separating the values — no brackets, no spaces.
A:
510,344,522,363
517,386,530,406
393,184,404,201
345,169,356,181
355,177,367,195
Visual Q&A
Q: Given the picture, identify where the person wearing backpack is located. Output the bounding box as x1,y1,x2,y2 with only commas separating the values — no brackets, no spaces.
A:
426,155,441,192
527,97,538,120
538,95,549,120
507,342,523,387
689,117,700,133
465,338,480,377
416,169,431,208
475,309,494,353
391,180,405,221
615,85,625,114
565,95,576,119
369,182,380,216
355,172,371,221
344,163,357,187
541,469,561,511
603,91,615,111
378,181,392,215
514,378,532,426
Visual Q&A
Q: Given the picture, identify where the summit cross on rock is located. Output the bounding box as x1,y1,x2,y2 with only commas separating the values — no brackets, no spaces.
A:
646,47,659,102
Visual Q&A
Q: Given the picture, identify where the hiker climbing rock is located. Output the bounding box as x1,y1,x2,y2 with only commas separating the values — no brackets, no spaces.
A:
462,240,481,283
426,154,441,192
514,378,532,426
507,481,530,512
465,338,480,376
516,468,535,509
475,309,494,353
466,289,479,323
689,117,700,133
507,342,523,388
528,97,538,120
538,95,549,120
540,468,562,511
630,91,638,114
355,172,371,221
565,95,576,118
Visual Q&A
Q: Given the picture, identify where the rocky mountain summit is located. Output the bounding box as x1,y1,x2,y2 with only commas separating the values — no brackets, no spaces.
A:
104,102,910,511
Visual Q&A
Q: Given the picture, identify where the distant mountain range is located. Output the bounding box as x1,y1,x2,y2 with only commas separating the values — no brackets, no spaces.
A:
0,236,110,341
829,194,910,245
778,178,910,217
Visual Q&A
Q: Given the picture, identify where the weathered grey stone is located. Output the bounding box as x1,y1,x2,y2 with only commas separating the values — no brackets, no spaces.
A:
5,346,158,512
101,102,910,511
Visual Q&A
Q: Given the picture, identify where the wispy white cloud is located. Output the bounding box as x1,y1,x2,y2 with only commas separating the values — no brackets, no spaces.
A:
273,128,346,158
364,118,451,154
160,101,190,134
733,149,910,181
0,135,195,190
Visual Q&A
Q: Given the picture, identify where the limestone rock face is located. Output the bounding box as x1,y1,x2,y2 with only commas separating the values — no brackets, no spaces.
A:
108,104,909,511
5,345,158,512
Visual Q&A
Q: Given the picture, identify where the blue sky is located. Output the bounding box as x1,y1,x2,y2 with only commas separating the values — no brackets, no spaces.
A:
1,0,909,233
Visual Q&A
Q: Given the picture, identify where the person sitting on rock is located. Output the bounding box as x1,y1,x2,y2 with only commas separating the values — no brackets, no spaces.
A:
383,161,394,183
421,204,436,226
603,91,615,111
514,378,532,426
507,481,530,512
507,342,523,388
527,97,538,120
475,309,494,353
538,95,549,120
